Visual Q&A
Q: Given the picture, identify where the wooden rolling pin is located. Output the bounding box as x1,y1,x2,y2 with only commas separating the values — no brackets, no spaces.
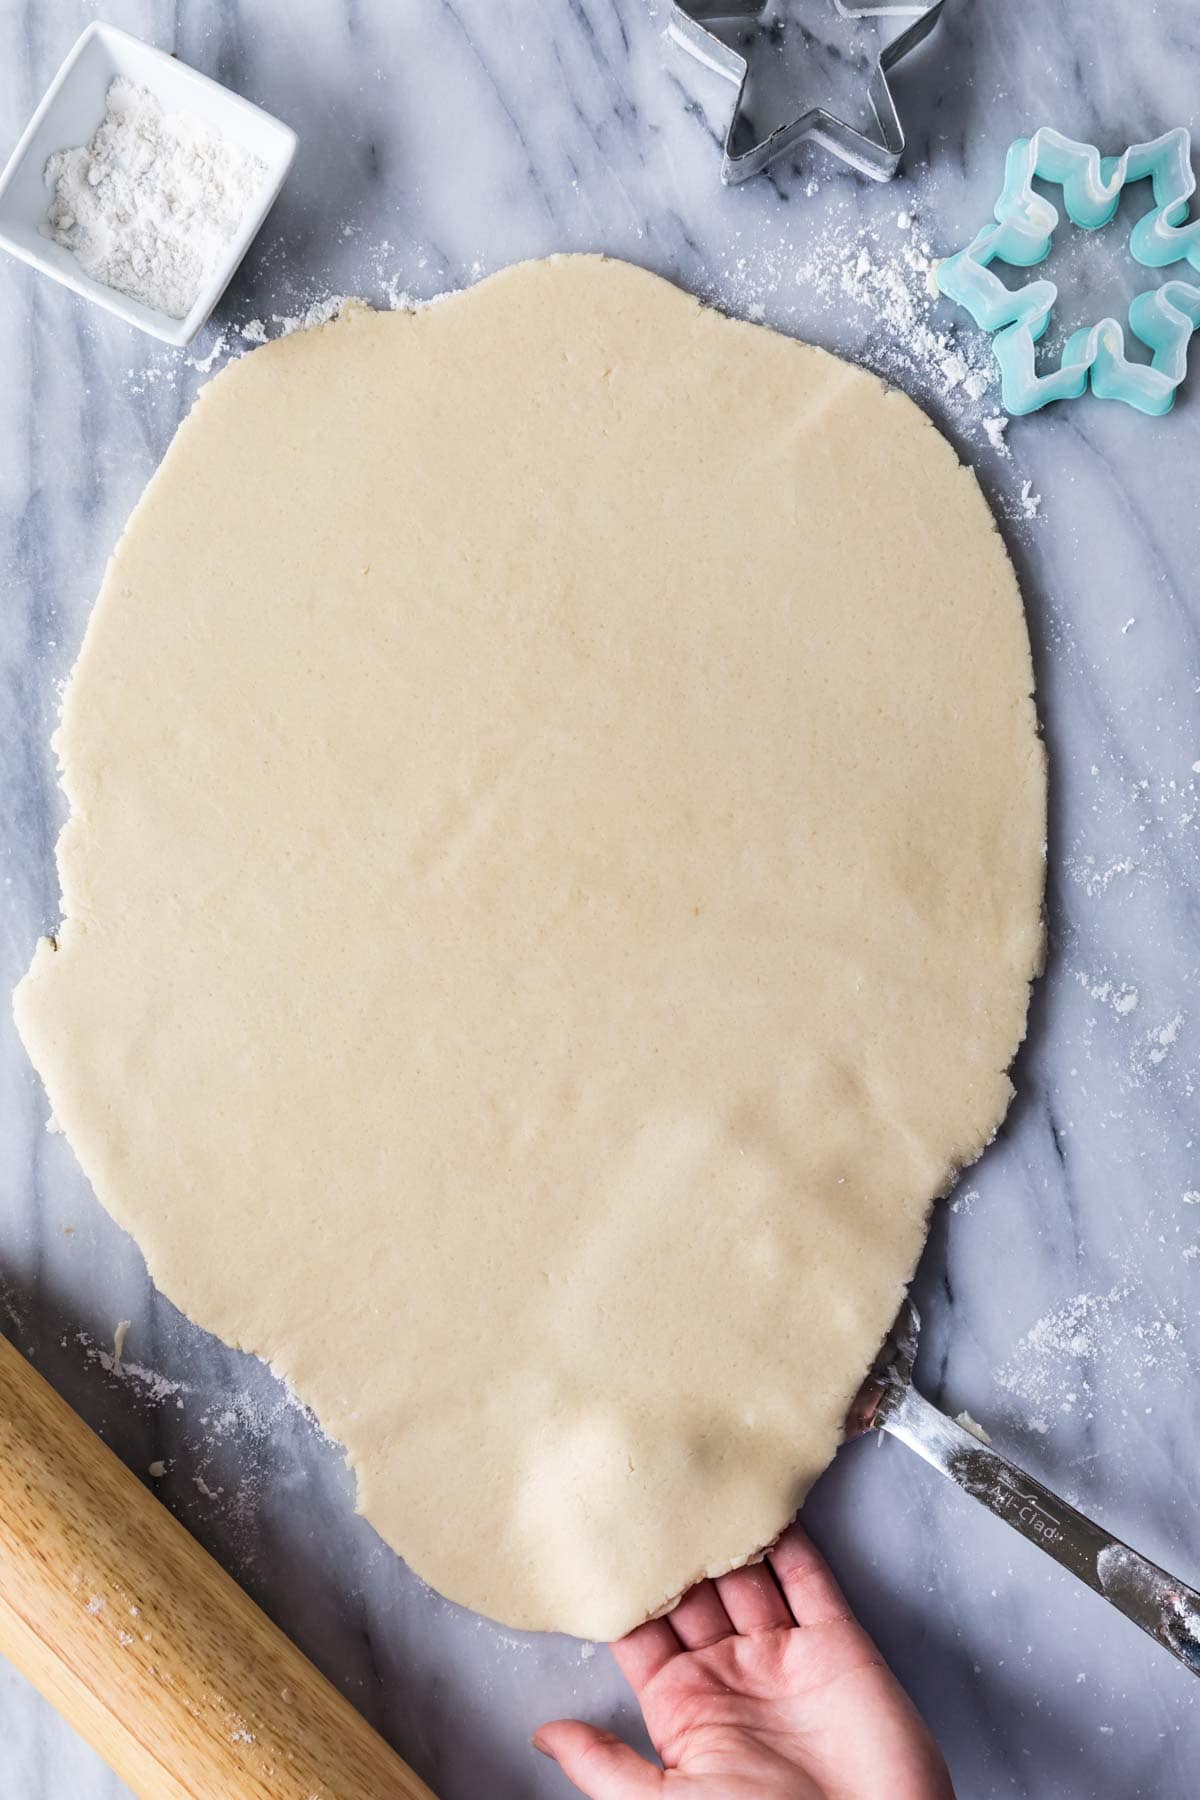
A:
0,1329,437,1799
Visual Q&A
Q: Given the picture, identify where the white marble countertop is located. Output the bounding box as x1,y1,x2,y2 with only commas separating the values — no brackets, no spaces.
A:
2,1,1199,1795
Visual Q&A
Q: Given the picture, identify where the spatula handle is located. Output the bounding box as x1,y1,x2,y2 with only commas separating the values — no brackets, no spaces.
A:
0,1329,439,1798
882,1383,1200,1678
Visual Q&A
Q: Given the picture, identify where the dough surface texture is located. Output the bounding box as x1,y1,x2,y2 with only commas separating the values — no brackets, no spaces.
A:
16,256,1045,1639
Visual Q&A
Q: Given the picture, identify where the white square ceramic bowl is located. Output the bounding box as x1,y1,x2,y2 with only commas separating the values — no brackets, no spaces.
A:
0,22,297,346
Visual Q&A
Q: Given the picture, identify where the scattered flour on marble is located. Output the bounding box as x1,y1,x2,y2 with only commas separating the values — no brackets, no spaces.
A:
983,414,1011,457
1064,759,1200,956
1125,1010,1191,1089
193,1368,334,1454
1072,968,1139,1017
715,208,1004,432
1067,854,1136,900
186,331,227,373
172,1366,342,1573
0,1279,26,1337
1148,1013,1183,1065
78,1328,186,1406
706,209,1051,522
998,1288,1188,1432
489,1631,538,1656
74,1318,346,1573
122,358,176,396
799,224,996,407
271,293,355,335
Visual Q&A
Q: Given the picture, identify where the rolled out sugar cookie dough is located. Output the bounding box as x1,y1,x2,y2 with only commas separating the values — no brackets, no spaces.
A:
16,255,1045,1639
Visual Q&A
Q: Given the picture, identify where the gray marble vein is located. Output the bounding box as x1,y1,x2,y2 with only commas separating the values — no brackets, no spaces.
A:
1,0,1199,1795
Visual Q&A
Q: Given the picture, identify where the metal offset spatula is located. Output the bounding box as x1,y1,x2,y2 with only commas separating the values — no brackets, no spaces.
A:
847,1302,1200,1676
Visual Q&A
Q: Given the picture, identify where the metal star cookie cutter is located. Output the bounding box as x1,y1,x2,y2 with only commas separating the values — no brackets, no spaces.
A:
667,0,946,185
936,126,1200,414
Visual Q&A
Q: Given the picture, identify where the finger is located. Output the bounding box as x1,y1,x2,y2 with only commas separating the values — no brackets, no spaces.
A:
767,1521,853,1627
533,1721,662,1797
668,1578,735,1649
714,1559,792,1634
610,1616,680,1695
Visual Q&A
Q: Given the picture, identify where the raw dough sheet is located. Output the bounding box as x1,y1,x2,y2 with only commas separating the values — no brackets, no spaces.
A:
16,256,1045,1638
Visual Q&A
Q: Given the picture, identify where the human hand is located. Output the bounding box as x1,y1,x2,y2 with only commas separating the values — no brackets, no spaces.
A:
534,1522,953,1798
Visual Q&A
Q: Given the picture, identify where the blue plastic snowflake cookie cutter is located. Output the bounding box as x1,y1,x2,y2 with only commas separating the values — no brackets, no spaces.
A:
935,126,1200,415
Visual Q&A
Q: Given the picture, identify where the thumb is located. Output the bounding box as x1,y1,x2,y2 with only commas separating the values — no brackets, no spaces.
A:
533,1720,662,1797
